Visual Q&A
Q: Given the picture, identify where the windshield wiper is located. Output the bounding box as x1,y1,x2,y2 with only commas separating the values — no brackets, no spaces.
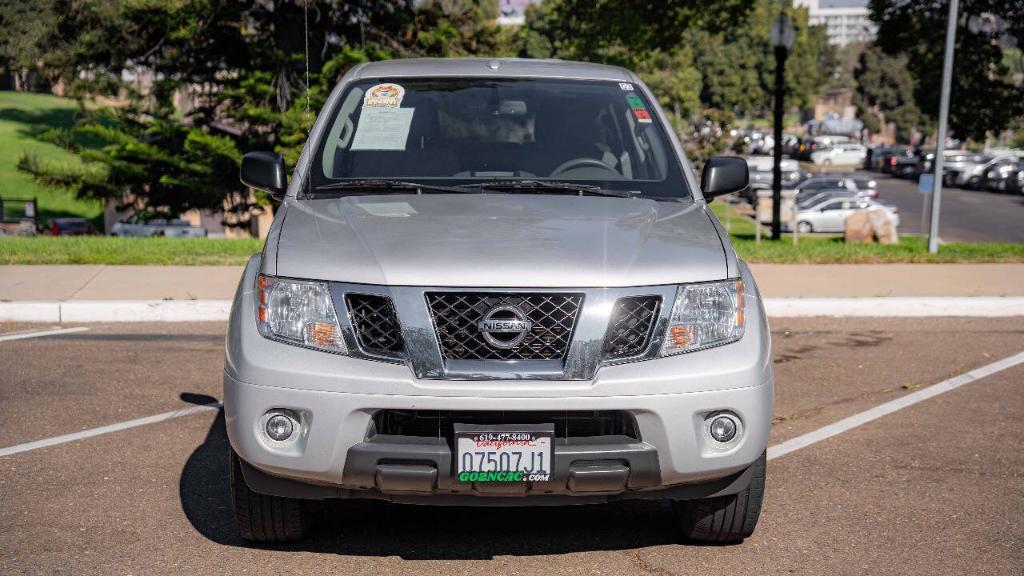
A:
311,179,479,196
460,180,638,198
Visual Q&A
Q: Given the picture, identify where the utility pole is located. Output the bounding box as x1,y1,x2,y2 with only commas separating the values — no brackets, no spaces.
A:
928,0,959,253
770,14,794,241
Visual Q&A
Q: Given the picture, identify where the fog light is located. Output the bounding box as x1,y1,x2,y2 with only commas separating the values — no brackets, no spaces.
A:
709,415,738,443
265,413,295,441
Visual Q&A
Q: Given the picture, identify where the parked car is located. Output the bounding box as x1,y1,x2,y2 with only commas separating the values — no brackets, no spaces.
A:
877,145,909,173
1013,168,1024,195
46,218,99,236
792,176,878,204
981,157,1022,192
743,155,802,202
790,197,899,233
226,58,772,544
941,152,990,188
810,143,867,166
850,176,877,194
110,215,207,237
890,147,941,179
793,135,851,161
796,189,864,209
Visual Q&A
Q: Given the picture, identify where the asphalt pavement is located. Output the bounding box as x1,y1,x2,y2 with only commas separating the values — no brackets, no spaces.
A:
1,319,1022,575
870,172,1024,243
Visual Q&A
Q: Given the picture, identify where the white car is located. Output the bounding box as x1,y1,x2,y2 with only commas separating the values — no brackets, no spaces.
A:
810,144,867,166
110,216,207,237
745,155,802,191
792,197,899,233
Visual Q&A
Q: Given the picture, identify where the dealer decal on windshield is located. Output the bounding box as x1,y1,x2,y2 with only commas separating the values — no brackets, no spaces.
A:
363,83,405,108
626,93,652,123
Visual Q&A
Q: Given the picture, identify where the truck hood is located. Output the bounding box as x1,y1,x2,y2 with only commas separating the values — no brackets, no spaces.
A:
273,194,727,288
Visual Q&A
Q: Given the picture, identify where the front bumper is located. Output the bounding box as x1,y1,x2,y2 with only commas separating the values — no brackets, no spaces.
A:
224,258,773,503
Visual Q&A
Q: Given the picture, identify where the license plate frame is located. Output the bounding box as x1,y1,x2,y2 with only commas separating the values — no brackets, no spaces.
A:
454,423,554,483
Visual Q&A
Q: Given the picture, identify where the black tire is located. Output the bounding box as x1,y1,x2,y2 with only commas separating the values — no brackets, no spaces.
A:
673,451,766,543
230,448,310,543
796,221,812,234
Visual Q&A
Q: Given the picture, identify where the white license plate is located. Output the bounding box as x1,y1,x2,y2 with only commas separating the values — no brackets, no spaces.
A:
454,424,553,483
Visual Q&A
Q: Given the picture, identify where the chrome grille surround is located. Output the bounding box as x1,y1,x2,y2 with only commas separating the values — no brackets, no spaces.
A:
425,292,584,361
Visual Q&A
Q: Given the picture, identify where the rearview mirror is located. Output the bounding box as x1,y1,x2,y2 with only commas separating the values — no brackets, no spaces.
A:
240,151,287,201
701,156,749,201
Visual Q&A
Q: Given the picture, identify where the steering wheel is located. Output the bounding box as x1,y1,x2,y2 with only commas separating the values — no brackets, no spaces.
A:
550,157,618,177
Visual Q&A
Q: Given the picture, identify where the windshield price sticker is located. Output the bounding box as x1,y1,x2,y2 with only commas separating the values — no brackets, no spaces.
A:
619,82,634,91
350,107,415,150
455,427,553,483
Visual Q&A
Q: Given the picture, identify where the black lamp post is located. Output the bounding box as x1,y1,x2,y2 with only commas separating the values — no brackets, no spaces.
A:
770,13,795,240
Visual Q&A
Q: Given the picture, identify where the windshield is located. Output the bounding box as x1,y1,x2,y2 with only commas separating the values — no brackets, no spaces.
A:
310,77,690,198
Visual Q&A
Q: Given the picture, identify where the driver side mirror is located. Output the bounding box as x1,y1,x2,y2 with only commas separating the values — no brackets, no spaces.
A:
701,156,749,201
240,151,287,201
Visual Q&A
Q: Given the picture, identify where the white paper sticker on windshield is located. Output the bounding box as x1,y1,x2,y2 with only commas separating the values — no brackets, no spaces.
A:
350,107,415,150
619,82,634,91
363,83,405,108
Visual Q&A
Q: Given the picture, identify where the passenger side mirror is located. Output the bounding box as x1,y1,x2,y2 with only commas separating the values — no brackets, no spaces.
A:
240,151,287,201
701,156,749,201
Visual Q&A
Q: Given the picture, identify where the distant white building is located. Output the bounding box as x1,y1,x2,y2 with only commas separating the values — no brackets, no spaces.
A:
496,0,542,25
795,0,877,46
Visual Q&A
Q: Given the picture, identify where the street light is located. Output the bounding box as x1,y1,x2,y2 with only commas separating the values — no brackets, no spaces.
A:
770,13,795,241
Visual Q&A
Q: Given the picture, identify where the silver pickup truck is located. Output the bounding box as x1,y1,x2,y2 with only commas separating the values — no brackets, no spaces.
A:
226,58,773,544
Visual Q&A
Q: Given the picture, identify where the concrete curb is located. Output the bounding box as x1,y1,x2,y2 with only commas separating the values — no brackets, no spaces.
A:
763,297,1024,317
2,297,1024,322
0,300,233,322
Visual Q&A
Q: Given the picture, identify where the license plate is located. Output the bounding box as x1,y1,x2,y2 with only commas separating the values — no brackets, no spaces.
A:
454,423,553,483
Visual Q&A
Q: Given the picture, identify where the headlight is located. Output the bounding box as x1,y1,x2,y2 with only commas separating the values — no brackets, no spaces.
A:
662,279,745,355
255,274,347,354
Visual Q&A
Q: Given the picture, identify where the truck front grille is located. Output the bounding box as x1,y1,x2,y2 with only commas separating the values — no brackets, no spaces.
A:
345,294,404,357
603,295,661,359
425,292,583,361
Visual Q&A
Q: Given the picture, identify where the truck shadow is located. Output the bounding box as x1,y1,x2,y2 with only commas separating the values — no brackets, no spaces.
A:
178,401,688,558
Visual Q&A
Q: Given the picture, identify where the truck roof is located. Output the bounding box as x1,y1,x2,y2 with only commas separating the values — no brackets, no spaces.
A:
353,57,635,82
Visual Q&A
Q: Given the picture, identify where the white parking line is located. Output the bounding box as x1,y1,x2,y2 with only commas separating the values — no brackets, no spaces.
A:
1,351,1021,460
0,326,89,342
0,402,221,458
768,350,1024,460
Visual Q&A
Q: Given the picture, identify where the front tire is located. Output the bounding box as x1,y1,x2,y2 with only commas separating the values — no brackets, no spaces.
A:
230,448,310,543
796,221,813,234
673,452,766,543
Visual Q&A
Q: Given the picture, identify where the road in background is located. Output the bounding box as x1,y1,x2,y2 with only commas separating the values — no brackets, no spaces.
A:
1,319,1023,574
870,173,1024,243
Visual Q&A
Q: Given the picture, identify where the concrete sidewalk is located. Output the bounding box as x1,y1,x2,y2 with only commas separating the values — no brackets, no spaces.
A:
2,263,1023,300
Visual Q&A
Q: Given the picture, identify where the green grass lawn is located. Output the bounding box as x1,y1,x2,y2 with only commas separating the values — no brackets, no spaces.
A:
1,213,1020,265
710,202,1024,263
0,91,103,225
0,237,263,265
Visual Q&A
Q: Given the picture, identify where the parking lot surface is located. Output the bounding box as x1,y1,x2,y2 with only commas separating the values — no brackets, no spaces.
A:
1,318,1022,575
870,173,1024,243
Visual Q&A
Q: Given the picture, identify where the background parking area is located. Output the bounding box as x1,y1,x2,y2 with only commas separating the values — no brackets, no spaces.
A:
1,319,1022,575
867,173,1024,243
